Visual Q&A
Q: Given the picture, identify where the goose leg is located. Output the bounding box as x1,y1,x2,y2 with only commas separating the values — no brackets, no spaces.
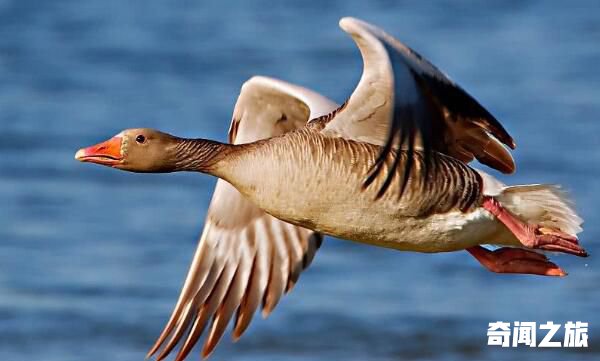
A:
467,246,566,276
481,197,588,257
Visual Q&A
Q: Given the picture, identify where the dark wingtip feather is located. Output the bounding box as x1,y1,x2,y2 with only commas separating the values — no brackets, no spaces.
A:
201,323,221,359
261,294,280,318
173,313,208,361
232,311,252,341
147,315,179,358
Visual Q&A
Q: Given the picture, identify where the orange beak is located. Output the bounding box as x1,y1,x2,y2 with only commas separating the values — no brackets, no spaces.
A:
75,136,123,166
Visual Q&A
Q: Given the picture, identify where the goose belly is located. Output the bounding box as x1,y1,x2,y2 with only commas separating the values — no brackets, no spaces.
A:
265,184,499,252
227,152,501,253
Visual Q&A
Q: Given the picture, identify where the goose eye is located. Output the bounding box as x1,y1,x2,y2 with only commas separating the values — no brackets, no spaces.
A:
135,135,146,144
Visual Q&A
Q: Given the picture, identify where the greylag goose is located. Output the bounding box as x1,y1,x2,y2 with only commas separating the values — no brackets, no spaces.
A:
75,17,585,360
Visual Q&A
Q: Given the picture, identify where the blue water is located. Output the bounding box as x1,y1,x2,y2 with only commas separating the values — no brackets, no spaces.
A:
1,1,599,360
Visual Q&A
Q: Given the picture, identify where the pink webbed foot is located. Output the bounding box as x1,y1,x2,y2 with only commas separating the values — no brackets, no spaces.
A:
529,226,587,256
481,197,588,257
467,246,566,277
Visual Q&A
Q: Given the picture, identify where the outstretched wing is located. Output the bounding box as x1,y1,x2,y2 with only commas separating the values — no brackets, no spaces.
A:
147,76,338,361
319,17,516,198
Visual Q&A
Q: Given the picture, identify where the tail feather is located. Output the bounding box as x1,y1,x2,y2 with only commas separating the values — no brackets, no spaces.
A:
498,184,583,236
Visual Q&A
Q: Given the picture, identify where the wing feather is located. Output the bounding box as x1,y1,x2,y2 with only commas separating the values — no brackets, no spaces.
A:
320,17,516,198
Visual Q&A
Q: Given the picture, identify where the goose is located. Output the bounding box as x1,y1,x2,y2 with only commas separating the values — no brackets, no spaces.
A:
75,17,586,360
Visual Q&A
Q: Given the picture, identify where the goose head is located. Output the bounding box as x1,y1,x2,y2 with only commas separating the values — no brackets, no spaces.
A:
75,128,182,172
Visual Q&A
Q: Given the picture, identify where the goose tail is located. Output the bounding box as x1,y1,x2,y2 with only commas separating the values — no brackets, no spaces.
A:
497,184,583,237
477,170,583,245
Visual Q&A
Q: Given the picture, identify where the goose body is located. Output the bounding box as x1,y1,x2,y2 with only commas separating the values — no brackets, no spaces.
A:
220,127,498,252
75,17,586,360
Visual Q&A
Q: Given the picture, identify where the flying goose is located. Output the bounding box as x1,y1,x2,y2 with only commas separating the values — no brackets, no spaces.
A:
75,17,586,360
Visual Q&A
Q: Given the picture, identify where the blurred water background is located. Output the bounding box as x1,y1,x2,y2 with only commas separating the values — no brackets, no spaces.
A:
0,1,599,360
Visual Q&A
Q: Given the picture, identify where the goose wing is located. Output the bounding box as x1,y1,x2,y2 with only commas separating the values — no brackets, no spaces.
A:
148,76,337,360
318,17,516,198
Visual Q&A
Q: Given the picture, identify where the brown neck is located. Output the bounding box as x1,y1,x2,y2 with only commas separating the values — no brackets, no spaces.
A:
172,137,233,174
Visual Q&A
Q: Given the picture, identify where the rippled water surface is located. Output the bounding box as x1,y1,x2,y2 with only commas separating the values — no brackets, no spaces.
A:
1,1,599,360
